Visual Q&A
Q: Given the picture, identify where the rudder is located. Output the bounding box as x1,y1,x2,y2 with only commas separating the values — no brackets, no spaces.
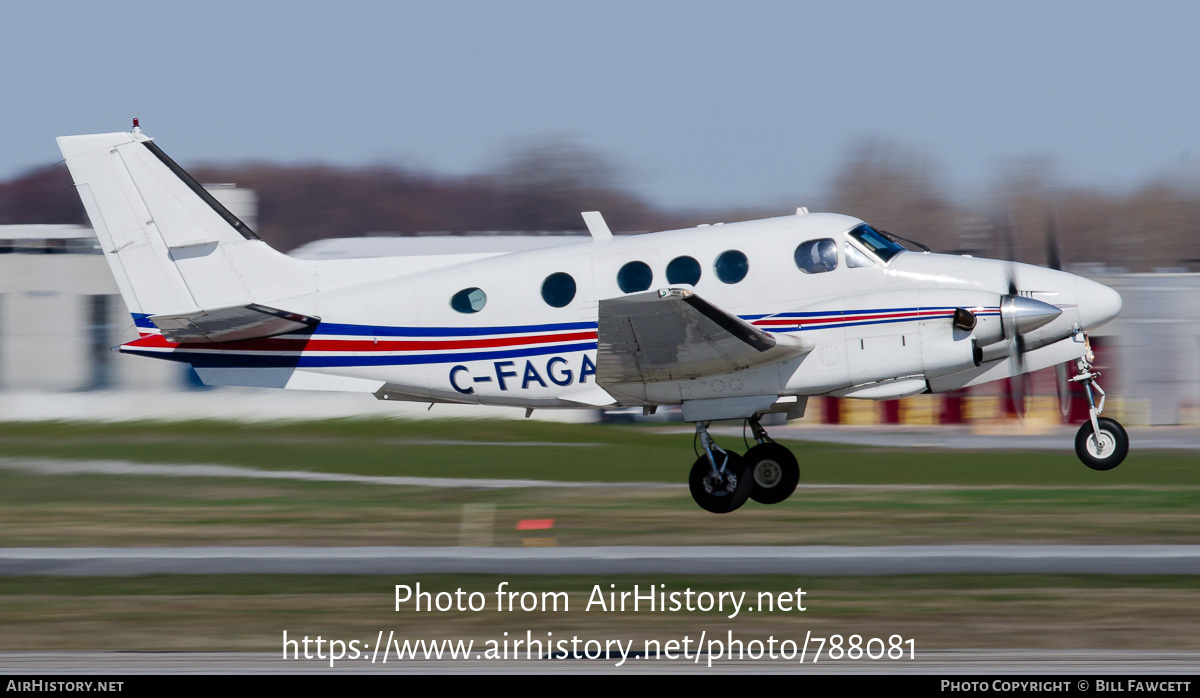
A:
56,129,310,319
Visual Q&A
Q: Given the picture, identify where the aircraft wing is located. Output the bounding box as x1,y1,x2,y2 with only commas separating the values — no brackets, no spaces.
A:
597,289,813,384
149,303,320,343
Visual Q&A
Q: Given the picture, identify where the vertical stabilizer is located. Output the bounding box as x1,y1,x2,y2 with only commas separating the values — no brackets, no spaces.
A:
56,130,312,318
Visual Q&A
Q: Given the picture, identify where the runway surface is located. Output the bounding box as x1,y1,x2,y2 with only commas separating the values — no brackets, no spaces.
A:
4,545,1200,576
753,424,1200,451
0,457,671,490
7,456,1199,492
2,650,1198,674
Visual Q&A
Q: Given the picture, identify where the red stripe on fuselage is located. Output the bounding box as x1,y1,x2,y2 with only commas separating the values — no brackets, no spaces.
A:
124,330,599,353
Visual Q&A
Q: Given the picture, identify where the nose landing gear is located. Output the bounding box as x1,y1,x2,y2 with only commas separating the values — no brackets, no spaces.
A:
1070,333,1129,471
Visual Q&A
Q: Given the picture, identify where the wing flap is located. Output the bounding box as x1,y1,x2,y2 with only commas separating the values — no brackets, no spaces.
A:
597,289,812,384
149,303,320,343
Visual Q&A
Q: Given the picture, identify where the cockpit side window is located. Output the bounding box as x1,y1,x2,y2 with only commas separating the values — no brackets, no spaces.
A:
794,238,838,274
844,242,874,268
848,224,905,262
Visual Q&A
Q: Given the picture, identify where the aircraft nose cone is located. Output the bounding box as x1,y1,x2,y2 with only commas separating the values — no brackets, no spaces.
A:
1076,277,1123,330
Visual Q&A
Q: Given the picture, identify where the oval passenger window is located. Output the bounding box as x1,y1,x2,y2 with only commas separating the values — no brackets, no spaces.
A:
540,272,577,308
714,250,749,284
617,261,653,293
666,256,701,285
794,238,838,274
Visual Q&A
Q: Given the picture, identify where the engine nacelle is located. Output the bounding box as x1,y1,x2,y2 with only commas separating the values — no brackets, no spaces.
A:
914,289,1001,376
920,331,980,377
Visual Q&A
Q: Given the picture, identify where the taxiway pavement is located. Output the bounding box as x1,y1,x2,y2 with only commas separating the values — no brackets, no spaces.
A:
3,545,1200,576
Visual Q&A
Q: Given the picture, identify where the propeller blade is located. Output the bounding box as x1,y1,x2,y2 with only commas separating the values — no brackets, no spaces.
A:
1002,205,1030,421
1008,334,1026,421
1005,205,1021,262
1056,361,1072,419
1048,211,1070,418
1007,371,1027,421
1004,206,1020,296
1045,209,1063,271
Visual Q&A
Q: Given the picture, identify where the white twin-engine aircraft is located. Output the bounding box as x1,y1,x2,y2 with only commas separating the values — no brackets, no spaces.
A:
57,125,1127,513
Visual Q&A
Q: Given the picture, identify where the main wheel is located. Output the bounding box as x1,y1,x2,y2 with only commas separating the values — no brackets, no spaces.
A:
744,443,800,505
1075,417,1129,471
688,451,752,514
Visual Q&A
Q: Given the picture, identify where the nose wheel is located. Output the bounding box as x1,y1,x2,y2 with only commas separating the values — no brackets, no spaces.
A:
1075,417,1128,471
1069,332,1129,471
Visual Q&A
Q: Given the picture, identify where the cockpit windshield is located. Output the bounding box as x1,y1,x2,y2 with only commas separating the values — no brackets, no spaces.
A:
848,224,906,263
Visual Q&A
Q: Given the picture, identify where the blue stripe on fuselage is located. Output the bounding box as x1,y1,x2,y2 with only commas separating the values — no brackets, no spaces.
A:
131,313,597,337
131,306,994,336
122,341,600,368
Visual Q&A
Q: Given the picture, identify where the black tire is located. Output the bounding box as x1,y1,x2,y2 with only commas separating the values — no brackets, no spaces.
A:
688,451,752,514
745,443,800,505
1075,417,1129,471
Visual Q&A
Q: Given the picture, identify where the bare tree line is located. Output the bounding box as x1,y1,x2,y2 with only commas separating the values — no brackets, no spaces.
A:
3,138,1197,270
826,140,1200,272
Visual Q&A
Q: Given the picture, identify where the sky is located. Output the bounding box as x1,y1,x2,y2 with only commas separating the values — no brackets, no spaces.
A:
4,1,1200,209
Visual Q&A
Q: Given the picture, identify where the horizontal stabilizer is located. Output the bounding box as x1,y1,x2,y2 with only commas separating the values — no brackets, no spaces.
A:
149,303,320,344
597,288,812,384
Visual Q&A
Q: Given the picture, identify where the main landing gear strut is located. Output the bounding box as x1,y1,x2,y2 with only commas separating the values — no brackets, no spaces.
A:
1071,333,1129,471
688,416,800,513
